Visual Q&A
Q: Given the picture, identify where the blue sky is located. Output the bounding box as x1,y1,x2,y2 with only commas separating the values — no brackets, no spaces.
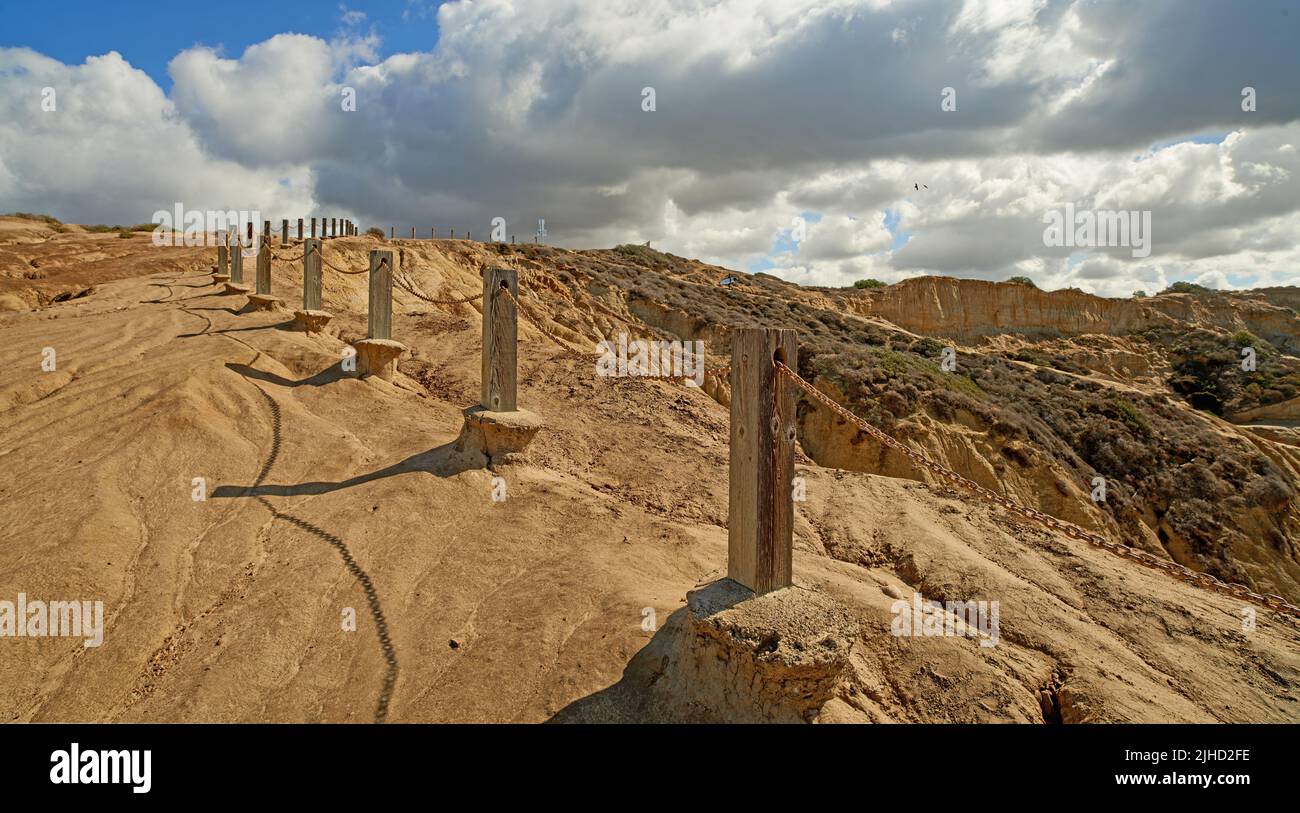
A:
2,0,1298,294
0,0,443,89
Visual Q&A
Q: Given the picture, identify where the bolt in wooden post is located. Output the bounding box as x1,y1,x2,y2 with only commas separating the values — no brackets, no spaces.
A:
481,267,519,412
303,237,322,311
728,327,798,594
367,250,394,340
256,239,271,295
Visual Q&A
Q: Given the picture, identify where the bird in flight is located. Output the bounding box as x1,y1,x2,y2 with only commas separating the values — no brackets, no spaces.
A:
913,183,928,191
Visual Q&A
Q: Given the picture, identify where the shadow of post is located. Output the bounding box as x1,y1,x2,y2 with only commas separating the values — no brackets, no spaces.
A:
212,440,478,499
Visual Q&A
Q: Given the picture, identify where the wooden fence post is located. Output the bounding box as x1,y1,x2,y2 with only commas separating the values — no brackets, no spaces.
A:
281,219,289,244
303,238,322,311
230,231,244,283
390,225,395,239
481,267,518,412
290,237,331,331
297,218,304,241
263,221,271,244
311,218,317,238
367,250,393,340
728,327,798,594
216,243,228,276
411,226,415,239
246,221,254,244
255,239,271,295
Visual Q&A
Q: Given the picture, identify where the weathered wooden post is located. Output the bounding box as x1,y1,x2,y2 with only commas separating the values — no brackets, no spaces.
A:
246,221,254,244
226,229,251,295
282,219,289,244
245,234,283,311
292,237,331,332
449,266,541,466
351,250,405,381
214,238,230,285
297,218,304,241
263,221,271,244
481,267,518,412
728,328,798,594
311,218,317,238
367,251,393,340
390,225,395,239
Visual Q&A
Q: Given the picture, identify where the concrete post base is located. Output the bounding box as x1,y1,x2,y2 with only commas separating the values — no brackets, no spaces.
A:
451,405,544,468
668,579,859,723
353,338,407,381
245,293,285,312
292,309,334,333
223,283,252,296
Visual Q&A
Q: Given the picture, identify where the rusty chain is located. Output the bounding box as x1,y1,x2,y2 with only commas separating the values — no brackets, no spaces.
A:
393,273,484,306
774,361,1300,623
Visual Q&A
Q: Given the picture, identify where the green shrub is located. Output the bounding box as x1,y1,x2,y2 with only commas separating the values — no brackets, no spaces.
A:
6,212,63,226
367,227,385,239
1231,330,1258,347
1006,276,1037,287
1162,281,1208,294
852,279,887,289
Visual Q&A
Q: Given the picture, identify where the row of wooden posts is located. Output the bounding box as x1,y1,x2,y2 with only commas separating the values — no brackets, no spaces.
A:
226,217,546,244
211,243,795,597
232,218,358,243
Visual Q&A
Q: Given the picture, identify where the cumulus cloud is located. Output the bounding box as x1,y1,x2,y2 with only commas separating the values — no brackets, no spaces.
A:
2,0,1298,294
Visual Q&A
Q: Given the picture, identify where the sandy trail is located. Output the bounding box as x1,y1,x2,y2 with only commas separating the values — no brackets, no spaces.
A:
0,233,1297,723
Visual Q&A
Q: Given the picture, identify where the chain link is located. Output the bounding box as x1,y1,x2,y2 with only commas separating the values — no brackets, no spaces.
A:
774,361,1300,623
393,273,484,306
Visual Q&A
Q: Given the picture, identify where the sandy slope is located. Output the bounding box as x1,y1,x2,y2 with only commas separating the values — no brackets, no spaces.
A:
0,225,1297,722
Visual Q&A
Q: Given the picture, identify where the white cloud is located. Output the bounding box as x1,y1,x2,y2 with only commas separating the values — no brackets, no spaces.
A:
2,0,1298,296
